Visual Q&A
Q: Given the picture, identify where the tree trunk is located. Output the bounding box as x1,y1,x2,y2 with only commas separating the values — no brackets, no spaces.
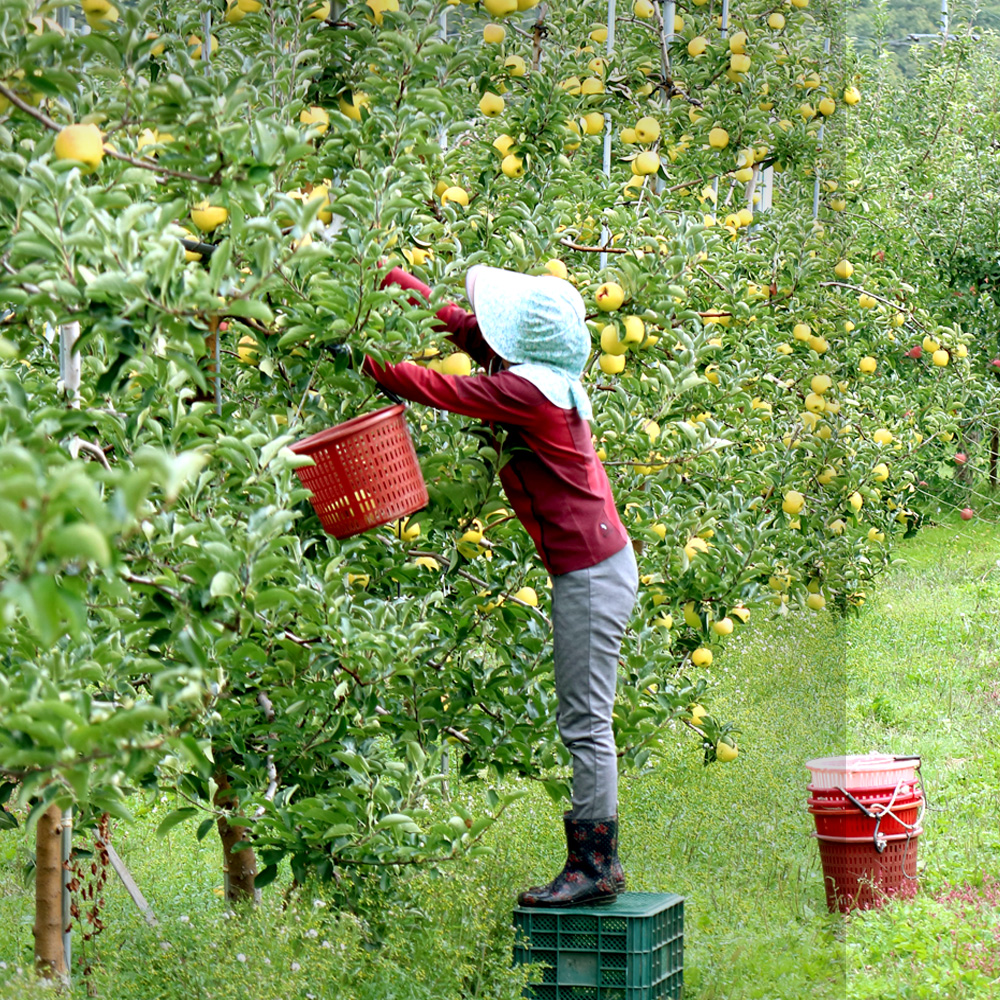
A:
214,770,258,904
33,803,67,979
196,314,220,404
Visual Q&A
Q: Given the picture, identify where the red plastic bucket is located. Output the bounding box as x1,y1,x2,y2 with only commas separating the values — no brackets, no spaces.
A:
807,787,923,812
814,831,921,913
808,781,921,805
289,404,428,539
808,800,922,838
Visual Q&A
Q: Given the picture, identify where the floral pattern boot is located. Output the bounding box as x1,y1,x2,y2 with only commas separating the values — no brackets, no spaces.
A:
517,814,620,908
611,813,626,892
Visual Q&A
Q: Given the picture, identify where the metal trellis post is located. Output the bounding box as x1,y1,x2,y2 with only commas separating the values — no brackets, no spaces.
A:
713,0,730,202
599,0,616,272
655,1,675,197
61,808,72,976
812,38,831,222
54,3,81,410
439,10,448,151
59,322,81,406
759,161,774,213
200,11,222,417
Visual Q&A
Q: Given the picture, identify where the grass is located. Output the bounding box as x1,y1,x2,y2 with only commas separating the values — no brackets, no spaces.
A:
0,512,998,999
844,515,1000,999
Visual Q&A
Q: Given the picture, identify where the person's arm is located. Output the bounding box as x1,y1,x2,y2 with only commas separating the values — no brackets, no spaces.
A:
362,356,538,425
380,266,497,368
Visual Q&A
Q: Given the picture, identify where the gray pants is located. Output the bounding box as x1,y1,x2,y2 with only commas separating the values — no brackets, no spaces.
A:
551,543,639,820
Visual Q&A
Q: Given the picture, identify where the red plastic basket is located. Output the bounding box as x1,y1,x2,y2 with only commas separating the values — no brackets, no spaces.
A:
808,800,922,838
807,787,923,812
289,404,428,539
814,831,921,913
808,781,921,805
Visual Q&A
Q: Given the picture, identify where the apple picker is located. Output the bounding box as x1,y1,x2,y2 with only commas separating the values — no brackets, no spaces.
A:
360,264,638,907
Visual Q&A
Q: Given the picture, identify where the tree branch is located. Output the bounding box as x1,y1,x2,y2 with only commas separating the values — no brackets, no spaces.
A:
0,82,221,185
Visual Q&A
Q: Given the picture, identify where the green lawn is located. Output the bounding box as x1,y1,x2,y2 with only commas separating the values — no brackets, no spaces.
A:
1,513,998,999
844,517,1000,999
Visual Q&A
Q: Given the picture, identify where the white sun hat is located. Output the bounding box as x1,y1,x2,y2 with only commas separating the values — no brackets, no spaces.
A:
465,264,593,421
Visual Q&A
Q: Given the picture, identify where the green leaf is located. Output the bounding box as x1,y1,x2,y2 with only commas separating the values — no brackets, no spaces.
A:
85,272,132,301
254,587,295,611
254,863,279,888
155,808,198,837
47,523,112,568
224,297,275,325
542,779,570,806
209,238,232,291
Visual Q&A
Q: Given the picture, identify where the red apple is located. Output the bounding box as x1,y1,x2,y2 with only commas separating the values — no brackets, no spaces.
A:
905,346,922,359
989,358,1000,369
918,480,929,487
955,452,967,465
960,508,974,521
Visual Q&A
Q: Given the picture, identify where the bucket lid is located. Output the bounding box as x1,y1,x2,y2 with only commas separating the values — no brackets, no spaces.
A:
805,754,919,774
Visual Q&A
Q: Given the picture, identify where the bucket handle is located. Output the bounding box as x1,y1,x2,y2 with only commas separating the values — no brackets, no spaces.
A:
836,780,926,855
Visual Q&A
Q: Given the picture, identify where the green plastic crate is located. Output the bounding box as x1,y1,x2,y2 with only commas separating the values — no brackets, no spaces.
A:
513,892,684,1000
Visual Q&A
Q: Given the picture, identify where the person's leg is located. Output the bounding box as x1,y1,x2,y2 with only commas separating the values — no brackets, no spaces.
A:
551,542,638,819
517,544,638,908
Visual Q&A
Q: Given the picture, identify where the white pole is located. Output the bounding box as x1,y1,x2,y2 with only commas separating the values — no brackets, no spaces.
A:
201,11,212,71
54,7,81,412
941,0,948,38
760,162,774,213
713,1,729,202
201,11,222,417
654,2,675,197
599,0,616,271
812,38,831,221
439,11,448,151
61,808,72,977
59,322,81,406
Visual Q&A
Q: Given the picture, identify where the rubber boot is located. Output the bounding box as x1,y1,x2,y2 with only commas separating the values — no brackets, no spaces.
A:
561,811,625,889
611,813,626,892
517,814,619,908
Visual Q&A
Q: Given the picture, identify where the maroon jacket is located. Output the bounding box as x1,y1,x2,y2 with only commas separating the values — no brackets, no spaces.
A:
362,268,629,576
